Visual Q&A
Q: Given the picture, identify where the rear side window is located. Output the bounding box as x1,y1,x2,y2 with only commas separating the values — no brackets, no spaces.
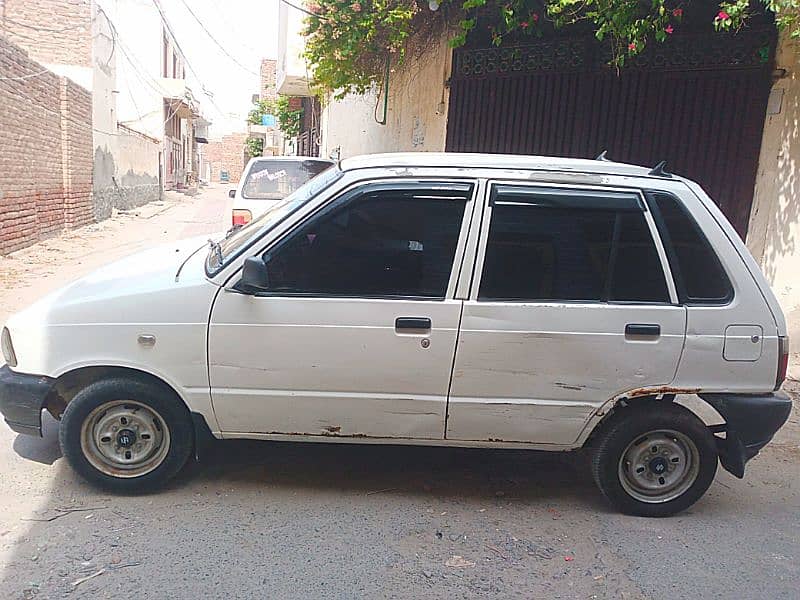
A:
646,191,733,303
479,186,669,303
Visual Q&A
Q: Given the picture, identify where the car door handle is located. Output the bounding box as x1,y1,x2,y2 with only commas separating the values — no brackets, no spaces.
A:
395,317,432,331
625,323,661,337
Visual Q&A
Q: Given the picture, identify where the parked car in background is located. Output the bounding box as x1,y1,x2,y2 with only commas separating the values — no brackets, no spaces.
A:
0,153,791,517
229,156,333,227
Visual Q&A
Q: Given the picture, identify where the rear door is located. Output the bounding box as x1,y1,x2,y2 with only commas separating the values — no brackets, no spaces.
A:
446,182,687,445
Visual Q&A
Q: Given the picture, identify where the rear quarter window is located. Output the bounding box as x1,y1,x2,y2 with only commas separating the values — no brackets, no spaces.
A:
645,190,733,304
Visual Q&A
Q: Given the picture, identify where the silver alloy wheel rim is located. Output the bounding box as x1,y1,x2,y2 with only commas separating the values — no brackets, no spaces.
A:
618,429,701,504
80,400,170,478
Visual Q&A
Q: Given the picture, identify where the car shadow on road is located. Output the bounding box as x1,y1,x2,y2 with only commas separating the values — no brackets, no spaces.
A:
14,412,606,509
178,436,605,507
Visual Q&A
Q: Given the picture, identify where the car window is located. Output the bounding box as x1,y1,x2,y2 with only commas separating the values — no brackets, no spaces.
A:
479,186,669,303
242,160,332,200
645,191,733,303
261,183,471,299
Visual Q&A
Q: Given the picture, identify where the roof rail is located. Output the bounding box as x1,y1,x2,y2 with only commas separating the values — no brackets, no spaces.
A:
648,160,672,177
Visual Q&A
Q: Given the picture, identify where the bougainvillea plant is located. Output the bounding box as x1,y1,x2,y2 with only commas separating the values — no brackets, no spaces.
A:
304,0,799,95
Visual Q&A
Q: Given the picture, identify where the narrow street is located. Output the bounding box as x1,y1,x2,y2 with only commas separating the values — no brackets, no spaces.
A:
0,184,798,598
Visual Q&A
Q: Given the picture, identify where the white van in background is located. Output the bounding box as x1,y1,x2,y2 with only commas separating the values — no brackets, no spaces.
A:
229,156,333,227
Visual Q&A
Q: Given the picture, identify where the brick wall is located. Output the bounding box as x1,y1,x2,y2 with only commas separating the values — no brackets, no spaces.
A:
0,0,91,67
0,36,93,254
260,58,277,103
206,133,248,183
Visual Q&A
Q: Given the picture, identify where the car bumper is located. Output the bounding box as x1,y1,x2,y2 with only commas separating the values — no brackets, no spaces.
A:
700,391,793,478
0,365,55,436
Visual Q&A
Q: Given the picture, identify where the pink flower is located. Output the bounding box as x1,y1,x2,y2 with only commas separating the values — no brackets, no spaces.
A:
531,12,539,22
308,3,322,14
717,10,730,20
628,42,637,51
521,21,529,29
665,25,674,34
351,2,361,11
672,8,683,17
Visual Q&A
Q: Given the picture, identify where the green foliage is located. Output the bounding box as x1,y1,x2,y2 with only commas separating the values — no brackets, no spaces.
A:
245,136,264,158
275,95,303,138
304,0,419,98
248,98,275,126
304,0,798,93
248,95,304,138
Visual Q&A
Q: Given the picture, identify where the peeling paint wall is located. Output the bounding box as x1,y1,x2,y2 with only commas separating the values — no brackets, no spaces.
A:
318,33,451,159
91,3,160,221
748,33,800,368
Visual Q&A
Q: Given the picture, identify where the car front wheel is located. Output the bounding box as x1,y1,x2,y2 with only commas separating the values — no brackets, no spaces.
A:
59,378,193,492
590,403,718,517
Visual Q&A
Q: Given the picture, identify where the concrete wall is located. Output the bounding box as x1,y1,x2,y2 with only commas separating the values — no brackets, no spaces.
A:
91,4,160,220
318,34,451,159
748,33,800,351
0,36,93,254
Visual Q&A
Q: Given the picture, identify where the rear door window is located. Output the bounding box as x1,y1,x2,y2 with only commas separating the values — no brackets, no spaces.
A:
479,186,670,303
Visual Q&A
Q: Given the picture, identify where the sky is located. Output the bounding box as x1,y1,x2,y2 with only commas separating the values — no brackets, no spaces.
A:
158,0,281,137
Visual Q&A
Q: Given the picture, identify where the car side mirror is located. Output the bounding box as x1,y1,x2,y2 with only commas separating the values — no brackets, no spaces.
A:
228,189,236,198
238,256,270,293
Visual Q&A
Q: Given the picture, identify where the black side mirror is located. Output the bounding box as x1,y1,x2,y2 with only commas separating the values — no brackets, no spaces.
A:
228,189,236,198
238,256,270,293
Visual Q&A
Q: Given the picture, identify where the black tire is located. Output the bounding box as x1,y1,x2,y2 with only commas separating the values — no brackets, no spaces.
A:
590,403,718,517
59,377,193,492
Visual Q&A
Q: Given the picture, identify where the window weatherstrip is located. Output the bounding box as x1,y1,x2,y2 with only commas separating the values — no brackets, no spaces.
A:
641,196,679,304
490,185,644,212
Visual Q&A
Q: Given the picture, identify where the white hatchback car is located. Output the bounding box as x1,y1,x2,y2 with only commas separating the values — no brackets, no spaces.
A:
229,156,333,227
0,153,791,516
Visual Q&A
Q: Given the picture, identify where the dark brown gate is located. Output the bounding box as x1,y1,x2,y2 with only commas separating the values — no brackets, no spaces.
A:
446,29,776,237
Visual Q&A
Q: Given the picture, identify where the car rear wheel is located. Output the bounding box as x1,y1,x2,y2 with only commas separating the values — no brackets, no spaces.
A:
590,403,718,517
60,378,193,492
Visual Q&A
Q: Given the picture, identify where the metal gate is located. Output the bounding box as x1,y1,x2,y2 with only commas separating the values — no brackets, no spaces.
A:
446,29,776,237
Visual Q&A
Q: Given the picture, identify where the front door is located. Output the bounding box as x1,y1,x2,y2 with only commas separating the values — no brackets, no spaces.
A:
446,183,687,446
209,180,475,438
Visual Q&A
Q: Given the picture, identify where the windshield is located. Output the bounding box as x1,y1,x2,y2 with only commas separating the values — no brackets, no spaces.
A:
206,165,343,276
241,159,333,200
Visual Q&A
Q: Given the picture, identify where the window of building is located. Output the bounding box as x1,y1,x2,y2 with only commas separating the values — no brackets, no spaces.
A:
479,186,669,303
260,184,471,299
646,191,733,303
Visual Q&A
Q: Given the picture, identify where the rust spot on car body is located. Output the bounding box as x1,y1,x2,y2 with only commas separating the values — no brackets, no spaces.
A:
322,425,342,434
625,386,700,399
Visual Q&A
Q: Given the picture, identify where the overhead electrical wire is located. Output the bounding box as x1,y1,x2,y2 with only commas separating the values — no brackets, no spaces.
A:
175,0,260,76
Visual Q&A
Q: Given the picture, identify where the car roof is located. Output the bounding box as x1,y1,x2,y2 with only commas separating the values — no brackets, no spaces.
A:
339,152,660,179
249,156,333,164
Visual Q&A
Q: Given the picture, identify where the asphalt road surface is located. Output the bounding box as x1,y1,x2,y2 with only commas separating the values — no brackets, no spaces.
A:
0,185,797,599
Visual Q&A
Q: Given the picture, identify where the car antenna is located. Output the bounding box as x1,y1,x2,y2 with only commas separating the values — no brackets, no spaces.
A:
595,150,611,162
648,160,672,177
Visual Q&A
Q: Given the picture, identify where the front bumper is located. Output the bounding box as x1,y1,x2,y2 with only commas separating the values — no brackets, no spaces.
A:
0,365,55,436
701,391,793,478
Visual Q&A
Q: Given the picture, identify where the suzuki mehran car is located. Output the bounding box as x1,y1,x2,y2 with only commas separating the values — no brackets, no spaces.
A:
0,153,791,517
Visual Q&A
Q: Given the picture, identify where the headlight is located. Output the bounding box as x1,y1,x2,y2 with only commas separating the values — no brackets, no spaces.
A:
1,327,17,367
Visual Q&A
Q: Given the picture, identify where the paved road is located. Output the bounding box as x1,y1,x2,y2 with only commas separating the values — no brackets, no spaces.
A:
0,185,797,599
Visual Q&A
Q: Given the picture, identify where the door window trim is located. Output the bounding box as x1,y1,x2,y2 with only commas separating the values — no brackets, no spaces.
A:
469,181,679,305
232,178,479,301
